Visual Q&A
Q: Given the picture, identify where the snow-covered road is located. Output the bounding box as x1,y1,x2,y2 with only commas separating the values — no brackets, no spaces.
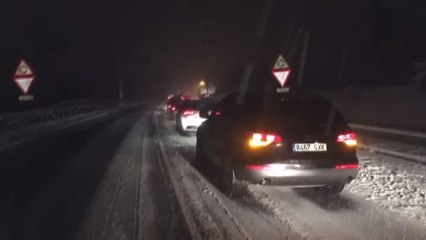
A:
154,111,426,240
76,111,190,240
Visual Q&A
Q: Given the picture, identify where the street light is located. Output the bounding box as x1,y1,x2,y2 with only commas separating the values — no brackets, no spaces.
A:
199,80,206,87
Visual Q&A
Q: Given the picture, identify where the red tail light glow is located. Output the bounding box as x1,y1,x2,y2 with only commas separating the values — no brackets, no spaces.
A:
182,110,196,117
247,165,267,171
335,163,358,169
337,132,357,146
171,106,176,111
248,133,282,149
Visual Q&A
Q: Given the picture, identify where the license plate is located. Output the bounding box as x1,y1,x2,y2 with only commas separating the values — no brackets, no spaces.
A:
292,143,327,152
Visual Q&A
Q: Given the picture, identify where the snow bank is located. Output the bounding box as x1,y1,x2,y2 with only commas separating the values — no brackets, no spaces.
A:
347,151,426,225
319,86,426,130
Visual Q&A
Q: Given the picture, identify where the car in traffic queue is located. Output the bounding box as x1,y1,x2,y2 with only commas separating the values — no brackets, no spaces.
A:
166,94,190,120
175,99,216,135
195,92,358,196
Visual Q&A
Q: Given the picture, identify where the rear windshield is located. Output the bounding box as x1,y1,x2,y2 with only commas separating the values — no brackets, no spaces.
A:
182,100,215,110
272,99,347,127
168,97,181,104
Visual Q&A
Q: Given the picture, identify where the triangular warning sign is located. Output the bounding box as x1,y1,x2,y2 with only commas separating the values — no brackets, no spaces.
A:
14,59,34,76
273,70,290,87
15,77,34,94
273,55,289,69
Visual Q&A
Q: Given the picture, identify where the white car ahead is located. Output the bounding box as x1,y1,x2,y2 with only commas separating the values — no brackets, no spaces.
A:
175,99,215,135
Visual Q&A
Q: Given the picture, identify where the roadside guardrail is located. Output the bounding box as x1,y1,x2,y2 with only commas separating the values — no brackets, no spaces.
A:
0,100,142,152
350,123,426,164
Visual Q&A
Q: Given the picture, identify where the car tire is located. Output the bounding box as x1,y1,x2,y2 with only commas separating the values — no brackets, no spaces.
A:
194,138,205,171
167,113,173,120
175,119,186,135
218,164,247,198
317,183,345,195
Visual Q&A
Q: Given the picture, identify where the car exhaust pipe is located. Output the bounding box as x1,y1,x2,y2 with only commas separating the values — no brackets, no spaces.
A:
261,178,271,186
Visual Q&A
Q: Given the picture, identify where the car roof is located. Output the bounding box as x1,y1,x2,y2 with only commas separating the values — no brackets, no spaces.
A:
182,99,216,108
221,91,331,105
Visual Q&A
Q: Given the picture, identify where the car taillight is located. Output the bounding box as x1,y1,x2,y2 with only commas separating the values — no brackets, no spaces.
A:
171,106,176,111
248,133,282,149
337,132,357,146
247,165,267,171
182,110,196,117
335,163,358,169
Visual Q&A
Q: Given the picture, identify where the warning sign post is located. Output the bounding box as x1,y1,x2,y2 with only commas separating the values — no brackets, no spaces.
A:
13,59,35,101
272,55,291,91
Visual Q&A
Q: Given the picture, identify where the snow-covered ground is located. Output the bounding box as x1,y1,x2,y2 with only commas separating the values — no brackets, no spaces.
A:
347,149,426,225
154,110,426,240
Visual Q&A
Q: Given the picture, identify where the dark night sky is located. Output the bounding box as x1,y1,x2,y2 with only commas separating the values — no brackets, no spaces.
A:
1,0,426,112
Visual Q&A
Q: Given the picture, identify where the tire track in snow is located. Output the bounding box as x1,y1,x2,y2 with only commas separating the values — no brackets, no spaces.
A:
76,113,147,240
154,111,251,240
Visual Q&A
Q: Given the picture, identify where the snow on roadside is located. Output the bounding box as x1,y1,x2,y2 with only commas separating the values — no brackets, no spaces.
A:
347,150,426,225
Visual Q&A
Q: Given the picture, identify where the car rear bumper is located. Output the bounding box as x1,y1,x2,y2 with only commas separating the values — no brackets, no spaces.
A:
234,165,358,187
181,118,205,132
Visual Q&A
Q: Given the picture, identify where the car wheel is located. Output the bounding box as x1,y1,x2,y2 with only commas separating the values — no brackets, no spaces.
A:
175,119,185,135
194,138,206,170
167,113,173,120
317,183,345,195
218,164,247,198
181,129,189,136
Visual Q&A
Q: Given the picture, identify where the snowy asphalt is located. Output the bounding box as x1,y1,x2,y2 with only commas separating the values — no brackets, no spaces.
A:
0,107,424,240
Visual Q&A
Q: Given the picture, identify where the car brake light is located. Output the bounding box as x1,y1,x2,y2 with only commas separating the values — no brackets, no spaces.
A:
247,165,267,171
337,132,357,146
248,133,282,149
171,106,176,111
335,163,358,169
182,110,196,117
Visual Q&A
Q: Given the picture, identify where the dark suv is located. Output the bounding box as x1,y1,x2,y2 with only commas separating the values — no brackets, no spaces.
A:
195,92,358,196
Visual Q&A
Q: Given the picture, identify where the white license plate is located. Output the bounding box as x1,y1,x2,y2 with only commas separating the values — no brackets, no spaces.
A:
292,143,327,152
